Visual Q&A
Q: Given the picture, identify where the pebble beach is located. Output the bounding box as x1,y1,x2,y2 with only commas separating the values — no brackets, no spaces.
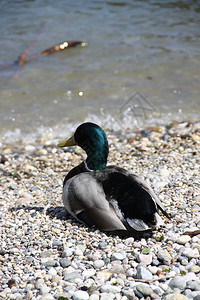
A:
0,120,200,300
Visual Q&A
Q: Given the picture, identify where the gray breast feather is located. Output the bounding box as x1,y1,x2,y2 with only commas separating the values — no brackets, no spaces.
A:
62,173,126,231
63,173,110,213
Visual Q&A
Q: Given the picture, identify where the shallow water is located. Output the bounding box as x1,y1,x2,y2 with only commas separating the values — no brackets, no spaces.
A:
0,0,200,143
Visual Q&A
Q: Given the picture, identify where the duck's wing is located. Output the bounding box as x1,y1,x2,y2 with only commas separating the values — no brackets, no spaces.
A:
105,166,170,219
62,173,127,231
96,166,170,231
129,173,170,219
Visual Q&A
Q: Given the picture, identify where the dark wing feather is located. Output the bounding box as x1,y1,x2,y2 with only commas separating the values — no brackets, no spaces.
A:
95,165,170,223
102,171,157,225
130,174,171,219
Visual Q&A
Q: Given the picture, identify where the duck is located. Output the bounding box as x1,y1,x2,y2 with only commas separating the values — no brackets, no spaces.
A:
58,122,170,237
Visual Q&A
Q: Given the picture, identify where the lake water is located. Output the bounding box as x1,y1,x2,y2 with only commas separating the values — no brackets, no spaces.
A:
0,0,200,143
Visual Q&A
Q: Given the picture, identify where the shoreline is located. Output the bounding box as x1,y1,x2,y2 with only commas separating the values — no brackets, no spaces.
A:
0,120,200,299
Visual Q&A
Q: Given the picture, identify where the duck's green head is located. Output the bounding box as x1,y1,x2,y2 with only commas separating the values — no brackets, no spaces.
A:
58,122,109,170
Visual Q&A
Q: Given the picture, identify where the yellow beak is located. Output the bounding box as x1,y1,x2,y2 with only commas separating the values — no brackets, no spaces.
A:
57,135,77,147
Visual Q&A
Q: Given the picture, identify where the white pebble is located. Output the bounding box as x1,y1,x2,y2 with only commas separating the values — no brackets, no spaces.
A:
73,290,89,300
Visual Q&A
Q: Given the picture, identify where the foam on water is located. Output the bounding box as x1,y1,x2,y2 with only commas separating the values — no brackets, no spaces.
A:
1,106,197,146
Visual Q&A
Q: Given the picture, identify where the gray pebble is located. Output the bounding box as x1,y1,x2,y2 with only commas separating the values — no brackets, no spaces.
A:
40,284,50,295
40,250,53,258
93,259,105,269
136,283,153,296
136,265,153,280
59,258,71,268
157,249,172,265
100,284,121,293
152,259,160,266
43,260,58,267
62,247,74,257
168,276,187,290
98,242,107,249
111,252,124,261
64,271,81,282
52,240,62,247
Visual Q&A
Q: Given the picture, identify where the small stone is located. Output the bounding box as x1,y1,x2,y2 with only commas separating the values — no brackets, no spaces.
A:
40,284,50,295
52,275,61,283
183,248,199,259
25,145,36,152
181,259,188,266
186,280,200,291
125,237,134,244
152,259,160,266
63,266,76,276
59,258,71,268
137,253,152,265
118,250,126,259
15,197,32,206
100,284,121,293
100,293,115,300
157,249,172,265
187,265,200,273
48,268,57,276
136,265,153,280
64,271,81,282
136,284,153,296
52,240,62,247
75,248,83,256
89,294,100,300
39,149,48,155
177,235,191,245
98,242,107,249
184,227,200,236
96,271,112,281
62,247,74,257
44,260,58,267
7,279,17,288
73,290,89,300
93,259,105,269
168,276,187,290
164,293,189,300
148,266,158,275
110,262,125,274
40,293,54,300
122,289,136,299
111,252,124,261
160,168,170,177
40,250,53,258
192,134,200,142
133,241,141,248
82,269,96,278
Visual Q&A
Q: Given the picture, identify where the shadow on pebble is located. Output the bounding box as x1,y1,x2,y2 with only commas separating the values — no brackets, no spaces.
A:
9,206,153,240
9,205,70,220
9,206,44,212
46,206,71,220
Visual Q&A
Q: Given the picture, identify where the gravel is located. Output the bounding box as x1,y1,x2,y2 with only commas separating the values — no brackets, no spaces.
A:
0,120,200,299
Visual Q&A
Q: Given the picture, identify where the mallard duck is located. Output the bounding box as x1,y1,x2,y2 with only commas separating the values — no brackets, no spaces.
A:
58,122,170,236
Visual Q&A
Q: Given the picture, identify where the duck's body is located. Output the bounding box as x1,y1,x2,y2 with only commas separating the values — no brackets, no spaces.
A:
58,122,169,236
